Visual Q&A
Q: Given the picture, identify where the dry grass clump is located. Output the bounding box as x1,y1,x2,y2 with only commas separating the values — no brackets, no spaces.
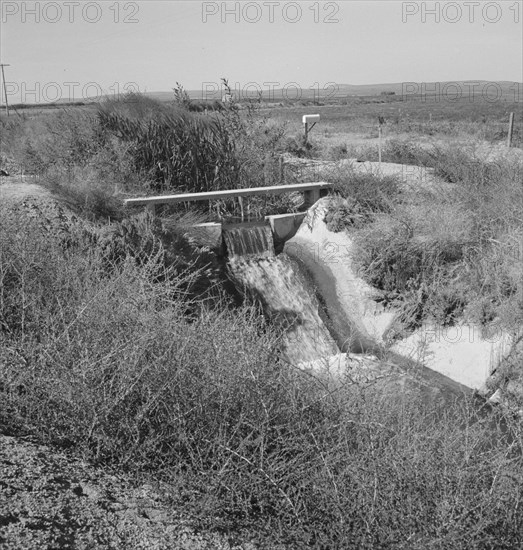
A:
354,210,473,328
321,169,402,232
332,169,402,213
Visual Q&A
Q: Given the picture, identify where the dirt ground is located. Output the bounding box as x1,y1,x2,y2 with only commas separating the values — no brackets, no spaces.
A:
0,176,50,202
0,433,250,550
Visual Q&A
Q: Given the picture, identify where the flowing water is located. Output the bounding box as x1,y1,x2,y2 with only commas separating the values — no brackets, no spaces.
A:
224,225,339,365
223,225,275,258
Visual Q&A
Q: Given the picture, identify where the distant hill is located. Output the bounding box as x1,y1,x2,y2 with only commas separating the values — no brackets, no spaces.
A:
329,81,520,98
10,81,521,108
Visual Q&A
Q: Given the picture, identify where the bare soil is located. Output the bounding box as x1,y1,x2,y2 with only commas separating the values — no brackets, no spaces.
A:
0,434,246,550
0,177,51,203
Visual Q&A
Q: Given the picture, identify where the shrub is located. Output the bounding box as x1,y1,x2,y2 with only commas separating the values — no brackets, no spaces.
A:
97,99,240,194
324,196,367,231
332,169,401,214
322,169,402,233
282,135,318,158
327,142,349,160
380,138,434,165
43,167,126,222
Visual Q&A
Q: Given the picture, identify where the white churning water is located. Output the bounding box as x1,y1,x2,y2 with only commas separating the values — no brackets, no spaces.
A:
223,224,339,364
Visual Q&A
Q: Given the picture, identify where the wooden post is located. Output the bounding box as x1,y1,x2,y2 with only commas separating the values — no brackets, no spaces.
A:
378,124,382,167
507,112,514,148
279,155,284,183
146,203,156,216
304,122,309,145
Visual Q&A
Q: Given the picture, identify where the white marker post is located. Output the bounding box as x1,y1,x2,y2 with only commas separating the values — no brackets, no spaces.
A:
378,116,386,169
303,114,320,145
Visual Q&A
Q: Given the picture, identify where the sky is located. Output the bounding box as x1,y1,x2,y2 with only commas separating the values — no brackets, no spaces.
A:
0,0,522,103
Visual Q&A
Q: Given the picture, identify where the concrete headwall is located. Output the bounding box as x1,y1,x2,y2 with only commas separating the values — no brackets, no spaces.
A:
265,213,306,246
184,213,307,254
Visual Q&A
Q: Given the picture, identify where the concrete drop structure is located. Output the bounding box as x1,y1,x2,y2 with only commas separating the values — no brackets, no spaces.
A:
177,197,518,395
182,213,307,254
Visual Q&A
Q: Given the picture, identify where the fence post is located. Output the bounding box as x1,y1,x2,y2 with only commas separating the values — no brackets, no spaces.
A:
378,124,382,166
507,112,514,148
146,203,156,216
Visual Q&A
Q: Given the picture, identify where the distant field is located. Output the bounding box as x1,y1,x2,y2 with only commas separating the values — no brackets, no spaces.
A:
144,84,523,141
149,80,522,102
253,98,521,155
2,87,520,150
263,95,520,125
6,80,520,122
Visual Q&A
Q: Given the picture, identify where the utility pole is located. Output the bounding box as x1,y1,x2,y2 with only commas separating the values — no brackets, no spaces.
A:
0,63,11,116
